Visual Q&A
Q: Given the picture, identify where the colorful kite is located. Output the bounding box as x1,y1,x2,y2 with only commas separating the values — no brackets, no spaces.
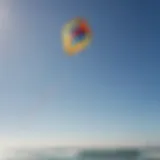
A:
62,17,92,56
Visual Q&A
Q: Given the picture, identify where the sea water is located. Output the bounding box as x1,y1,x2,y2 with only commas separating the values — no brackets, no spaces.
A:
3,147,160,160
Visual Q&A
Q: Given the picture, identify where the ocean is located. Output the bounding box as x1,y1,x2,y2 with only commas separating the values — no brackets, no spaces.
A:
3,147,160,160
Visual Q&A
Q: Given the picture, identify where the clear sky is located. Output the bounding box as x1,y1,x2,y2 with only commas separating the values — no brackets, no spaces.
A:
0,0,160,148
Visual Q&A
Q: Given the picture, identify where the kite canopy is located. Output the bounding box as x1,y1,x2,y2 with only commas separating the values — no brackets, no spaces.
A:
62,17,92,56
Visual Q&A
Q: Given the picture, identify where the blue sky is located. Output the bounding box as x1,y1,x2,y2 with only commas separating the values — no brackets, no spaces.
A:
0,0,159,148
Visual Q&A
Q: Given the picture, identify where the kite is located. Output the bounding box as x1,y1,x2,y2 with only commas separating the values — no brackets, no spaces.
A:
62,17,92,56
